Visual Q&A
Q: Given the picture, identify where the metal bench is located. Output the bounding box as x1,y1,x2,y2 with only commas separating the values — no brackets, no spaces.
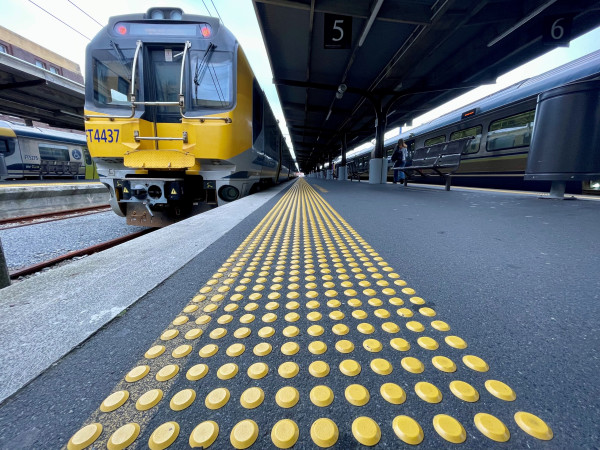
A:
396,137,473,190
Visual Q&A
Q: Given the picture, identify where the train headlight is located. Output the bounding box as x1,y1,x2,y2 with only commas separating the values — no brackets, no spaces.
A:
218,185,240,202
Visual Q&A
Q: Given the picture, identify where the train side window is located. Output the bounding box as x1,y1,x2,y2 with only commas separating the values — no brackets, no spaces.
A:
424,135,445,146
39,144,70,161
450,125,482,154
487,110,535,151
0,139,8,153
252,79,264,144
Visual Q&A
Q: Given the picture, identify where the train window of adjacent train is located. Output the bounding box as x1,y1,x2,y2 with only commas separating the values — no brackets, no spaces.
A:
450,125,482,154
92,48,139,106
38,145,69,161
424,135,445,146
190,50,234,110
487,110,535,151
82,148,92,165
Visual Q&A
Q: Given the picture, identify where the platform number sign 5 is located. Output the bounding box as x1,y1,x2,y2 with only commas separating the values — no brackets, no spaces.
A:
324,14,352,49
543,15,573,46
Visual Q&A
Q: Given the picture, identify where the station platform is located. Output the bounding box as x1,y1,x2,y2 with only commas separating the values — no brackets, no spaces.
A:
0,177,598,449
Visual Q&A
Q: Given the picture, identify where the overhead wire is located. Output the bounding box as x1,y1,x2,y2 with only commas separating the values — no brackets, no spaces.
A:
27,0,91,41
67,0,104,27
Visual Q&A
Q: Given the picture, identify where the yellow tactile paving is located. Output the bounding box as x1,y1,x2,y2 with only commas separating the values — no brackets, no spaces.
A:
67,179,554,448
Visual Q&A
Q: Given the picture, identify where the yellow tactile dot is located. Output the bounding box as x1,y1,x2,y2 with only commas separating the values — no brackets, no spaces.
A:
401,288,416,295
381,383,406,404
226,343,246,357
231,293,244,301
205,388,230,410
397,308,413,318
327,300,342,308
284,312,300,322
160,329,179,341
196,315,211,325
234,327,251,339
406,321,425,332
217,363,239,380
335,340,354,354
415,381,442,403
286,301,300,310
282,326,299,337
345,384,370,406
249,293,262,301
351,417,381,446
381,322,400,333
401,357,424,373
258,326,275,338
247,362,269,379
358,280,371,287
172,344,192,359
485,380,516,401
448,380,479,402
67,423,103,450
418,307,436,317
125,365,150,382
186,364,209,381
144,345,165,360
230,419,259,449
363,289,377,297
199,344,218,358
417,336,439,350
244,303,259,311
182,328,201,340
310,385,334,407
262,312,277,323
278,361,299,378
373,308,389,318
463,354,489,372
332,324,349,335
431,320,450,331
381,288,396,296
265,301,279,310
200,286,213,294
472,413,510,442
306,341,326,355
271,419,299,449
276,386,300,408
433,414,466,444
253,342,272,356
392,415,424,445
409,296,424,304
286,291,300,299
170,389,196,411
348,299,362,307
107,422,140,450
306,282,318,289
240,387,264,409
268,292,281,300
514,411,553,440
368,298,383,307
357,323,375,334
240,314,255,324
352,310,367,320
209,327,227,340
309,360,330,377
193,294,207,302
136,389,163,411
310,418,339,448
281,342,300,355
390,338,411,351
211,294,225,302
445,335,467,348
307,325,324,336
431,355,456,372
329,310,345,320
100,390,129,412
389,297,404,306
306,300,320,309
370,358,393,375
307,311,322,321
363,338,383,352
224,303,239,312
156,364,179,382
306,291,319,299
189,421,219,449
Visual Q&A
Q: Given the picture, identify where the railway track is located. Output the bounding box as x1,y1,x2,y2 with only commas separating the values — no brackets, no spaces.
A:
8,229,153,280
0,205,111,230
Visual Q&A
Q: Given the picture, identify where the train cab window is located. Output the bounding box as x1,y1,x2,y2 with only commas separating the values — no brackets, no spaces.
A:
450,125,482,154
424,135,445,146
190,49,234,110
38,144,70,161
92,47,139,106
487,110,535,151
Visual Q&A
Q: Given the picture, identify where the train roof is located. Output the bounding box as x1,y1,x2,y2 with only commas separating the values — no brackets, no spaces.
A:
0,120,86,145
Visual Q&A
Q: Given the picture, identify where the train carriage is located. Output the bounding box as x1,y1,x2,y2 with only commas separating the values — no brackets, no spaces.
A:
84,7,294,227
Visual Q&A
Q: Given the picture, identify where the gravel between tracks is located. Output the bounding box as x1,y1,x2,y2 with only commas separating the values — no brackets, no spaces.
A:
0,212,147,273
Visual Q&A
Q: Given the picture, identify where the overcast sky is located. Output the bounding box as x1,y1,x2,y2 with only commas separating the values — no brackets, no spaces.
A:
2,1,600,163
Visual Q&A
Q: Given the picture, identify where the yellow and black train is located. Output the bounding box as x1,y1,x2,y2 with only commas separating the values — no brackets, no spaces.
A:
84,7,295,226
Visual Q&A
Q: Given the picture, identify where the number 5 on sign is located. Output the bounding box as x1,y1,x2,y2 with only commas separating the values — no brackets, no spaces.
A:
324,13,352,49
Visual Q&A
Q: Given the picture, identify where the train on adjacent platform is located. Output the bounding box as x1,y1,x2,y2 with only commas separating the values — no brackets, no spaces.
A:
0,121,96,181
84,7,295,227
342,49,600,194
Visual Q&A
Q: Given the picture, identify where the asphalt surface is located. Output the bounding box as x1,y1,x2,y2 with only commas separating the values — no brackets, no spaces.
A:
0,178,598,449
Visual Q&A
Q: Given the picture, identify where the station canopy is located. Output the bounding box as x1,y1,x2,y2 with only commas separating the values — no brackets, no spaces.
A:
252,0,600,172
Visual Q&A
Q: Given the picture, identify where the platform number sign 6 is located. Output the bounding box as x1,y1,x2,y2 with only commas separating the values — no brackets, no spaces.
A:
543,15,573,46
324,14,352,49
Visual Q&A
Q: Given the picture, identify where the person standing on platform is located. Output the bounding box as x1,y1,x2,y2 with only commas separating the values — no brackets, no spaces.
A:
391,138,408,184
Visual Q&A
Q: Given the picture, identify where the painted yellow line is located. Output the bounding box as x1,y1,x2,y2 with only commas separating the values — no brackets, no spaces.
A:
66,178,553,449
